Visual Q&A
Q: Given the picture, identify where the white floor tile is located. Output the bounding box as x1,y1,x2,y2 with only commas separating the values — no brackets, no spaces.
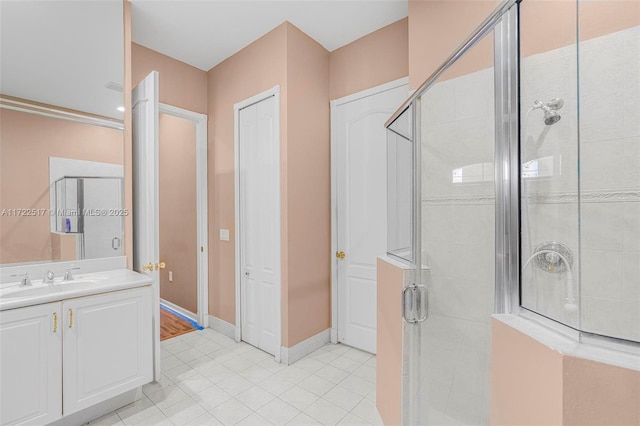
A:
223,357,255,373
322,386,363,411
236,412,274,426
162,354,186,371
146,385,192,411
164,363,199,383
336,413,374,426
187,355,219,372
184,412,225,426
133,411,173,426
196,340,224,355
175,374,215,396
160,397,207,425
257,398,300,425
142,375,175,397
116,398,161,425
241,349,273,364
86,329,377,426
298,375,335,397
337,375,375,397
292,358,325,373
350,399,381,425
309,351,341,364
217,374,254,396
341,349,372,364
163,340,191,355
351,366,375,384
88,413,124,426
314,365,350,384
258,375,297,396
303,398,348,426
330,356,363,373
319,344,349,355
209,398,254,425
191,385,232,411
275,366,311,383
199,364,236,384
259,358,288,374
239,365,274,384
279,386,319,411
236,386,276,410
287,413,323,426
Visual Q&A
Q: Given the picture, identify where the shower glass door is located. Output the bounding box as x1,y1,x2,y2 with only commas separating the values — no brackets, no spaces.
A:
402,12,505,426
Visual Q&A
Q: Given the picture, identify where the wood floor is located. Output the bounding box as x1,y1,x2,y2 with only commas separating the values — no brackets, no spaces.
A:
160,307,197,341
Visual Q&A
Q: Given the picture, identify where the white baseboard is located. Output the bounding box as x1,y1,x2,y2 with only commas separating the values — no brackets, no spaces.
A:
281,328,330,365
160,299,197,322
208,315,237,340
330,328,338,344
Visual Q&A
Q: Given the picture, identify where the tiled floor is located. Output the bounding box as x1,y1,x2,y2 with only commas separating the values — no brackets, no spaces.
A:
88,328,381,426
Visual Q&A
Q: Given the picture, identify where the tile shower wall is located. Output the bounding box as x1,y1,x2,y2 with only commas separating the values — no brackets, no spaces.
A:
521,26,640,342
419,64,495,424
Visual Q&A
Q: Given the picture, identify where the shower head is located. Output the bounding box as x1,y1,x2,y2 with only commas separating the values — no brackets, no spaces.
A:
533,98,563,125
544,110,561,125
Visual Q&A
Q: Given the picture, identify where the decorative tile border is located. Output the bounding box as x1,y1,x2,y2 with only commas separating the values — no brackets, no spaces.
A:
422,190,640,206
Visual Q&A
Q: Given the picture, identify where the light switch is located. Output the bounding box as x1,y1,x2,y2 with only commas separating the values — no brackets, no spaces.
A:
220,229,230,241
169,271,173,282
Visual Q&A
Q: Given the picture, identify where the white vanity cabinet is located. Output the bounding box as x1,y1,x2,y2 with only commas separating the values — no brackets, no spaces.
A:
63,286,153,415
0,285,152,425
0,302,62,426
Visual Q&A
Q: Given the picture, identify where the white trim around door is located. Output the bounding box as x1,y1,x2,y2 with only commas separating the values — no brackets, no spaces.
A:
233,85,282,363
158,103,209,328
330,77,409,346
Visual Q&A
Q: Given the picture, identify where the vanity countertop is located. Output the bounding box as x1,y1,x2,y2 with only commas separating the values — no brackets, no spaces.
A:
0,269,152,311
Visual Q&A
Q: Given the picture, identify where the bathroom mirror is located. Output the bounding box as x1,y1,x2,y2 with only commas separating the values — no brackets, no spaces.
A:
0,1,125,266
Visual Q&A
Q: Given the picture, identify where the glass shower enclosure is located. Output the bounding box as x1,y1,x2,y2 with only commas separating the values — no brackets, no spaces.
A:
386,0,639,424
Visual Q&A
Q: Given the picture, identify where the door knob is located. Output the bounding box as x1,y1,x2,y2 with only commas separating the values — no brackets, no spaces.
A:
142,263,154,271
336,251,346,259
155,262,166,271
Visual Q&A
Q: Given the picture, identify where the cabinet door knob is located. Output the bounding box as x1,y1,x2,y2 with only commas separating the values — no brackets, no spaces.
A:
53,312,58,333
68,309,73,328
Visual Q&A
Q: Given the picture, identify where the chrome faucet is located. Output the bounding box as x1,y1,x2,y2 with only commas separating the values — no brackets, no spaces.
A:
10,273,32,287
64,267,80,281
43,270,55,284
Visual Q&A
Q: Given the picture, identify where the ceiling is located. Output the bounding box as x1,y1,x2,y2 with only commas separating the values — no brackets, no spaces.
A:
131,0,408,71
0,1,124,120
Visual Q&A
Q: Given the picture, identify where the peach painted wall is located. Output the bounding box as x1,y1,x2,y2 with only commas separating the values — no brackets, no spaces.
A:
408,0,640,87
491,318,564,425
284,24,331,347
207,22,331,347
492,318,640,425
207,23,288,327
132,42,207,114
0,108,123,264
376,257,404,426
329,18,408,100
158,113,198,314
408,0,499,89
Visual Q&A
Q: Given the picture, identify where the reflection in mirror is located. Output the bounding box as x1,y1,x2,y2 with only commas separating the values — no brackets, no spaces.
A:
0,1,125,266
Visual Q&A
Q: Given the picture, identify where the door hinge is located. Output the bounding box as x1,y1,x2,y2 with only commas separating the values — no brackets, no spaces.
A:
402,283,428,324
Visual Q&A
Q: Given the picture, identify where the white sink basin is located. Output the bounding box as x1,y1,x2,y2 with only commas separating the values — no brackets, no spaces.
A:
2,280,99,298
3,286,59,298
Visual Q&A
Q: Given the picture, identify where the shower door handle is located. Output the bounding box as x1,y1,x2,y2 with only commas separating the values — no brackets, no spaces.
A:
402,284,428,324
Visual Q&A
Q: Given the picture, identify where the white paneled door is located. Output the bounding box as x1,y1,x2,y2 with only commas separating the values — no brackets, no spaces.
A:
334,80,408,354
238,94,280,357
132,71,161,380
